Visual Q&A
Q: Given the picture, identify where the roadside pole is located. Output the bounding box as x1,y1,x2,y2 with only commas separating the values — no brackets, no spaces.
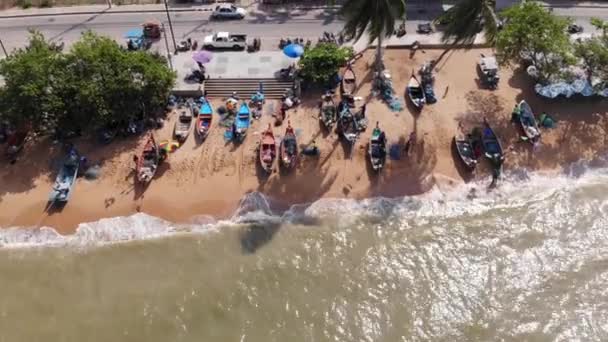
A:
163,0,178,54
161,23,173,69
0,38,7,57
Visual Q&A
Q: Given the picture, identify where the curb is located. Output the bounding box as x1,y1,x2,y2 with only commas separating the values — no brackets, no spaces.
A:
0,7,213,19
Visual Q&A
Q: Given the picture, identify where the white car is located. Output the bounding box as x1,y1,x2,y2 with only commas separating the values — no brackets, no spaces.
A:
210,4,246,20
203,32,248,50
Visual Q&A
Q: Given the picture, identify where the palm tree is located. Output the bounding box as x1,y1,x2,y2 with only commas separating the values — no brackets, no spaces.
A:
340,0,406,71
438,0,501,45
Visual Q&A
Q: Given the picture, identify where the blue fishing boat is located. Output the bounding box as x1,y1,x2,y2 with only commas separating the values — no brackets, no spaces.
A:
48,148,80,203
234,101,250,142
196,97,213,139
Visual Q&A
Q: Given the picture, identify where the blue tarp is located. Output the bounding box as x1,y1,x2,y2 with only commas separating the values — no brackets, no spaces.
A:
535,78,608,99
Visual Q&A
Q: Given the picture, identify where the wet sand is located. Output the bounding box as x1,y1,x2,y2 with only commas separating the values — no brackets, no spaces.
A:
1,48,607,233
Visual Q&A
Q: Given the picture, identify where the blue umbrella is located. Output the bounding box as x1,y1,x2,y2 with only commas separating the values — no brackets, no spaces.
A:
283,44,304,58
124,28,144,39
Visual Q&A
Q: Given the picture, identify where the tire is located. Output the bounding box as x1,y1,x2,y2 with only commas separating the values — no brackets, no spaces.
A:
233,45,242,50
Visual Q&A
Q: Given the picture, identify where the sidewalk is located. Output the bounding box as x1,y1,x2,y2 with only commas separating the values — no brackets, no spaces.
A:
0,3,214,19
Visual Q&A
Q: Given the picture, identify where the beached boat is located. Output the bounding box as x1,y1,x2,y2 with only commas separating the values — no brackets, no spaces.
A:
338,107,358,145
136,134,161,184
407,74,426,110
280,122,298,170
453,124,478,171
320,92,337,129
234,101,251,142
480,120,504,164
196,97,213,140
259,124,276,173
368,123,387,171
341,65,356,95
48,148,80,203
517,100,541,144
174,104,193,142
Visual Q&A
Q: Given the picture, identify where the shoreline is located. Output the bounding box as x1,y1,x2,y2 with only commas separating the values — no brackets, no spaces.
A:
1,48,607,234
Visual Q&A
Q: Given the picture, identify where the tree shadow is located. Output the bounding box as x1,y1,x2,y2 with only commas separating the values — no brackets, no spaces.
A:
49,8,110,42
181,19,212,38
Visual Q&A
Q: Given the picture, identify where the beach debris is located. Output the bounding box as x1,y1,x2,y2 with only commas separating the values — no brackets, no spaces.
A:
84,164,102,180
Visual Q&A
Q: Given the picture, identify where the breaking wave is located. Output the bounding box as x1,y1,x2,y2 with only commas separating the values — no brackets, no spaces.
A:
2,159,608,249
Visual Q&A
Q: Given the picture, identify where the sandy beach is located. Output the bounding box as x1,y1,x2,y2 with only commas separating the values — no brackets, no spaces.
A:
1,48,607,233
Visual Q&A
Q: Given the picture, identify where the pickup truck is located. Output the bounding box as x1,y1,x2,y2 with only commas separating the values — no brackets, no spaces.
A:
203,32,247,50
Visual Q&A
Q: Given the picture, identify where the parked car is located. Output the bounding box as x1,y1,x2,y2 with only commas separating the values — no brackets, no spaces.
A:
203,32,247,50
210,4,246,20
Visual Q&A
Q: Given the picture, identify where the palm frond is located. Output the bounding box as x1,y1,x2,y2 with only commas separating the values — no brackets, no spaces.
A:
439,0,498,45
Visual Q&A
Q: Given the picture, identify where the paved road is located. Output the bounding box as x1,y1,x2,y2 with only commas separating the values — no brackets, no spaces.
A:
0,5,605,55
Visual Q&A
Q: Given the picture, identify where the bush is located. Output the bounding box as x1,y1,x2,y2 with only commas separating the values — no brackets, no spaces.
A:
298,43,353,85
38,0,52,8
18,0,32,8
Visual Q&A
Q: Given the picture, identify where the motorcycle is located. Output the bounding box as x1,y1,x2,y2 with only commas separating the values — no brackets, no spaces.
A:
416,23,433,34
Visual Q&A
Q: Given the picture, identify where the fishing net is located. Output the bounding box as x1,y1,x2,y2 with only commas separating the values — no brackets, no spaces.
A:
374,74,404,112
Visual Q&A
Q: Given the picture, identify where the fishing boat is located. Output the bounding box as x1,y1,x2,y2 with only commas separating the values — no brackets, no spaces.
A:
480,119,504,164
338,107,358,145
453,123,478,171
280,121,298,170
48,148,80,203
368,123,387,171
407,74,426,110
341,64,356,95
517,100,541,144
196,97,213,140
174,104,193,142
259,124,276,173
234,101,251,142
136,134,162,184
320,92,337,129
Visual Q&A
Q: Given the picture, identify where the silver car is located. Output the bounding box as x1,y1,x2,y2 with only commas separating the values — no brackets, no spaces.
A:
211,4,247,20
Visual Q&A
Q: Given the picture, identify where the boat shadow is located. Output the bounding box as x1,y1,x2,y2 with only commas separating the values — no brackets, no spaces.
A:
239,221,281,254
45,200,67,216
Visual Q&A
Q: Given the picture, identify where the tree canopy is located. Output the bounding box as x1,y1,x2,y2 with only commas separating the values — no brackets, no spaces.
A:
0,31,176,134
298,43,353,85
574,37,608,82
495,1,573,83
438,0,500,45
340,0,405,69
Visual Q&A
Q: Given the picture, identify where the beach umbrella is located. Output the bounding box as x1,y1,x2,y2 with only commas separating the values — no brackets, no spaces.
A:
193,50,213,64
159,140,180,153
283,44,304,58
124,28,144,38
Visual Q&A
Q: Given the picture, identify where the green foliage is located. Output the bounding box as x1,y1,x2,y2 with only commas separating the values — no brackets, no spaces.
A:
17,0,32,8
0,32,64,131
590,17,608,38
299,43,353,85
340,0,405,69
574,37,608,82
438,0,499,45
39,0,52,8
495,1,573,83
0,31,176,134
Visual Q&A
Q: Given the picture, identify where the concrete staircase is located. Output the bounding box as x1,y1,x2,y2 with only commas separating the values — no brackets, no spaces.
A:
203,78,294,99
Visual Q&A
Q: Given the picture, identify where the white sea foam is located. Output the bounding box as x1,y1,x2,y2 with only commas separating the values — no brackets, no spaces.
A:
1,161,607,249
